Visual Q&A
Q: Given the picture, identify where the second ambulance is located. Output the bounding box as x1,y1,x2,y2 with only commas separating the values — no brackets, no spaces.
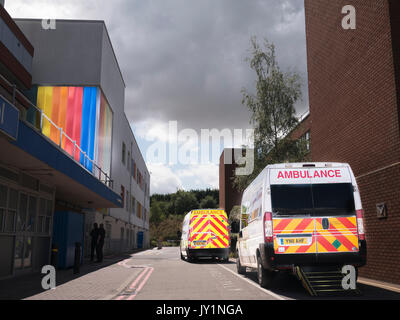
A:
236,163,367,288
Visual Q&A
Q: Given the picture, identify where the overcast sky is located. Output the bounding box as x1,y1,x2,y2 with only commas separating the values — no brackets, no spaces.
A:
7,0,309,194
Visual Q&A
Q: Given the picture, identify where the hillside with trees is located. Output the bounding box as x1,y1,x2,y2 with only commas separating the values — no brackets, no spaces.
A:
149,189,219,245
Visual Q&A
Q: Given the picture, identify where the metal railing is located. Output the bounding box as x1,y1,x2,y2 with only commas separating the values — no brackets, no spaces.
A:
0,74,113,189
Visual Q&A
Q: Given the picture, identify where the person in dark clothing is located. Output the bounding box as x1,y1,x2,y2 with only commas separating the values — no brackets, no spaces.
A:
90,223,99,262
96,224,106,262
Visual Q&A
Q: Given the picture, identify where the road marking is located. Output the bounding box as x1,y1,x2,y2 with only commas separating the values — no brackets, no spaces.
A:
115,266,154,300
217,264,286,300
127,267,154,300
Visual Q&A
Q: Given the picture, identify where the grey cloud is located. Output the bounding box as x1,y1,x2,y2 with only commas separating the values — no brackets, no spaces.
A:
111,0,310,131
11,0,309,132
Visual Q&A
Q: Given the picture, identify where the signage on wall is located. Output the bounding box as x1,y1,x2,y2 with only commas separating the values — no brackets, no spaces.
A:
0,95,19,140
376,203,387,219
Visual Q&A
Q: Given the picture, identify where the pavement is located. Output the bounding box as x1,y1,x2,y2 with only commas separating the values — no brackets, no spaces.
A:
1,247,400,300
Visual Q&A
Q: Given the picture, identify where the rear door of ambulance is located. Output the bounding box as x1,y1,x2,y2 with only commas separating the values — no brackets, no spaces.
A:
189,210,229,250
189,211,210,249
269,166,359,257
270,168,317,256
208,211,230,249
309,167,359,255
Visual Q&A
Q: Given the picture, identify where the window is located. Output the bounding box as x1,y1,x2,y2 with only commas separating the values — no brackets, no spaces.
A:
126,191,129,211
121,185,125,209
0,184,7,232
137,202,142,219
5,188,18,232
27,196,37,232
131,196,136,215
271,183,355,217
17,193,28,231
45,200,53,234
304,131,311,151
37,198,46,233
127,152,130,171
105,223,111,239
122,142,126,165
133,162,137,180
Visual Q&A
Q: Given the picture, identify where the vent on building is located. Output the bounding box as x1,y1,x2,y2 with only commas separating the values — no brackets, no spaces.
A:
20,173,39,191
0,166,19,183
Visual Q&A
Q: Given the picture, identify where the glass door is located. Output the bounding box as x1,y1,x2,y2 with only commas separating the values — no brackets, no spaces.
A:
14,193,37,273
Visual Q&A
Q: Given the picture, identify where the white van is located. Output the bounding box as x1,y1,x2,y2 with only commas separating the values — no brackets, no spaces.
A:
236,163,367,288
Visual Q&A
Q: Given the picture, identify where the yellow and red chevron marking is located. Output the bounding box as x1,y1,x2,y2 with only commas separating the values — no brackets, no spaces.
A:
273,218,316,254
189,211,229,249
315,217,359,253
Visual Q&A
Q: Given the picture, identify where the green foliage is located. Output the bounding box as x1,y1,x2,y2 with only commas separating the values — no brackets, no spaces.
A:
149,214,183,242
149,201,165,226
171,190,199,216
149,189,219,242
199,195,218,209
234,36,308,192
229,205,241,225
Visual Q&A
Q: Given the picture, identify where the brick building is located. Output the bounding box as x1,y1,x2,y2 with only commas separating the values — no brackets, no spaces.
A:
219,0,400,284
219,149,243,216
304,0,400,284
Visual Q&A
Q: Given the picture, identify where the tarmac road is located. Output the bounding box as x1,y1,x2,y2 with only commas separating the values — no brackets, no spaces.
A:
114,247,400,300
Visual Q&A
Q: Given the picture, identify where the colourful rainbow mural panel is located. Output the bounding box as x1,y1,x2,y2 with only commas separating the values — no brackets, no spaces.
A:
36,86,112,178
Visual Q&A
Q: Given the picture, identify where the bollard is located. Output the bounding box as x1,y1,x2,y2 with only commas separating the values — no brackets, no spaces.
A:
73,242,81,274
50,244,58,269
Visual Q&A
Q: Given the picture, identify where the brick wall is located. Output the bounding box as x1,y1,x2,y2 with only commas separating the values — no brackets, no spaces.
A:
356,164,400,283
219,149,243,216
304,0,400,283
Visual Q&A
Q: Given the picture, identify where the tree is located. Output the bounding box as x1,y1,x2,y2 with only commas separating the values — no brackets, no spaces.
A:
199,195,217,209
229,205,241,234
234,37,308,191
149,201,165,226
171,190,199,216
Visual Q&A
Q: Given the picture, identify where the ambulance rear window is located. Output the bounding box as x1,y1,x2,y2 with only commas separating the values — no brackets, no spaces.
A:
271,183,355,216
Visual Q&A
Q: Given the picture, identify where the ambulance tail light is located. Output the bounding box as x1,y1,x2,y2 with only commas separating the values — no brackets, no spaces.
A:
356,209,365,240
264,212,273,243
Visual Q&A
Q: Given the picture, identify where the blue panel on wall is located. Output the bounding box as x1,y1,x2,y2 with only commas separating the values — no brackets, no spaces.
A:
0,95,19,140
13,120,122,207
80,87,97,172
52,211,84,269
137,231,144,249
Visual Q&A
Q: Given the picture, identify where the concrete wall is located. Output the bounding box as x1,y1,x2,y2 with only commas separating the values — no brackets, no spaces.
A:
15,20,103,87
15,19,150,249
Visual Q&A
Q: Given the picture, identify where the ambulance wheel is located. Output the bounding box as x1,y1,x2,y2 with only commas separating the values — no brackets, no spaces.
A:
257,256,273,289
180,252,184,260
236,254,246,275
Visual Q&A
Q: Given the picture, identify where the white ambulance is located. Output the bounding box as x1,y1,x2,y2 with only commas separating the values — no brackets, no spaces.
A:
236,163,367,288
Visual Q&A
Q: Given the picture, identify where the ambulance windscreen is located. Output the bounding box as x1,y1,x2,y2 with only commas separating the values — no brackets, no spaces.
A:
271,183,355,217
